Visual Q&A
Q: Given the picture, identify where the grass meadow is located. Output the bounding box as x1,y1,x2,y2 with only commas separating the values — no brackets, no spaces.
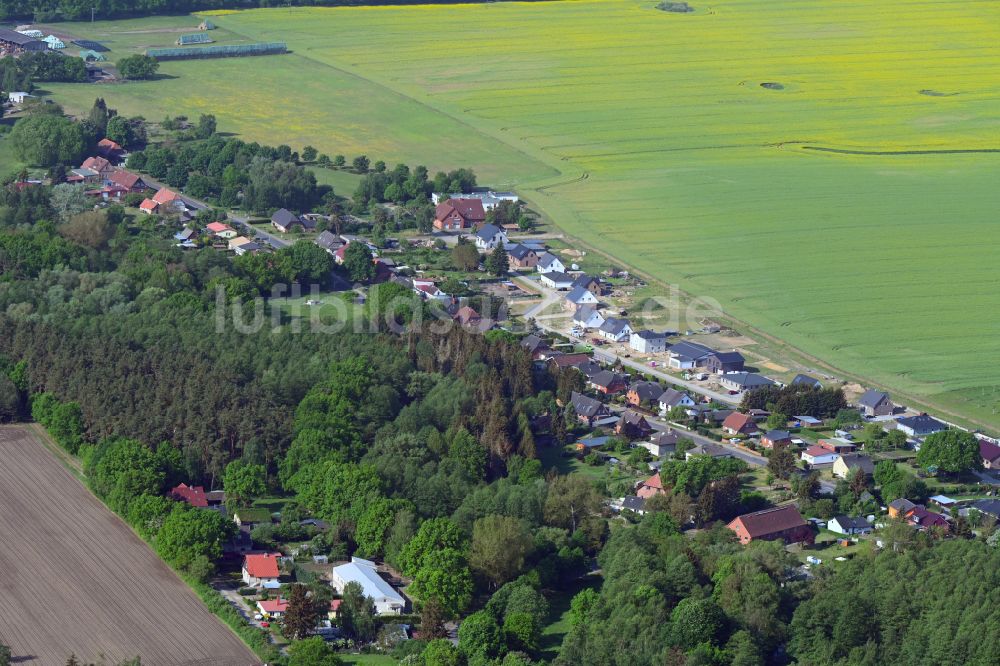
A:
39,0,1000,428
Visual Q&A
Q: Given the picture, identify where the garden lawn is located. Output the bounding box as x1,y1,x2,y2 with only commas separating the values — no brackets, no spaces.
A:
39,0,1000,429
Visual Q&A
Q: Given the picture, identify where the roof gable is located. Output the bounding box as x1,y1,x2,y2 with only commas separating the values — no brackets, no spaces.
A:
730,504,806,538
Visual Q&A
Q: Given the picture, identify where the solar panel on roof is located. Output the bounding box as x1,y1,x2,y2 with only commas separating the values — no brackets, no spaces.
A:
72,39,108,52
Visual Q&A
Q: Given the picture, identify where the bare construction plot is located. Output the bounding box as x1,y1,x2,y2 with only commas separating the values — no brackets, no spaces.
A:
0,426,260,665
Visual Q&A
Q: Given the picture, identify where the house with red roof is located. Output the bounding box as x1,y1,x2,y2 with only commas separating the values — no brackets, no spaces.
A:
138,198,158,214
433,198,486,231
81,156,115,179
727,504,814,545
721,412,758,436
257,597,289,618
242,553,281,588
169,483,208,508
206,221,237,239
452,305,483,329
801,446,839,467
636,472,666,499
106,169,147,193
97,138,124,159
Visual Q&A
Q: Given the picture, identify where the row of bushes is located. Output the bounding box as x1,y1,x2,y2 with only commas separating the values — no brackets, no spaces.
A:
185,574,281,662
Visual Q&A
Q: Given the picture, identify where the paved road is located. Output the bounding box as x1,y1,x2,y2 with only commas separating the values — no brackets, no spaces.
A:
512,274,740,406
228,214,290,249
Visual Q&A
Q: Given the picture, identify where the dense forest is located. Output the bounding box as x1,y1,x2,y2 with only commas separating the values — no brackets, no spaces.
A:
2,103,1000,666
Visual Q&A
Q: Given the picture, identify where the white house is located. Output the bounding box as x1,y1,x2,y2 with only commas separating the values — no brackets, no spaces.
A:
242,553,281,589
536,252,566,274
331,557,406,616
540,271,574,290
564,285,599,305
658,389,695,414
630,330,668,354
573,304,605,329
7,92,34,104
598,317,632,342
801,446,839,467
474,224,507,250
828,515,872,536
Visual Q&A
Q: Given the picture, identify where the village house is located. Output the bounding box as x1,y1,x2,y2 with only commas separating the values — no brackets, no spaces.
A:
641,429,680,458
636,472,666,499
727,504,814,545
887,498,917,519
474,223,507,250
760,430,793,449
896,414,948,438
980,439,1000,469
666,341,715,370
902,505,949,532
619,496,647,515
817,438,857,455
964,499,1000,521
565,284,599,306
67,167,100,185
257,597,288,620
801,446,839,467
572,275,603,297
229,236,255,252
433,198,486,231
629,330,668,354
234,241,262,256
271,208,315,233
432,190,517,210
589,370,628,395
452,305,483,330
574,435,610,452
858,389,893,417
721,412,759,436
520,334,551,360
107,169,147,193
206,222,237,239
598,317,632,343
314,230,343,256
168,483,224,508
542,271,575,291
570,391,614,426
573,304,605,329
627,381,663,408
412,280,449,301
706,351,746,375
658,388,695,414
616,410,654,440
833,454,875,479
81,156,115,180
791,374,823,389
507,244,539,269
548,353,592,371
242,553,281,589
331,557,406,615
536,252,566,274
686,442,735,459
718,372,776,394
97,138,124,160
828,515,873,536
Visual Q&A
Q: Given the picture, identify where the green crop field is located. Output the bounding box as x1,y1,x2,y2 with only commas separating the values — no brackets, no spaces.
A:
39,0,1000,428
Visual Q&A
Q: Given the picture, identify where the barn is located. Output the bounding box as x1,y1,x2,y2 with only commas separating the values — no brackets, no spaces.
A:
0,28,48,54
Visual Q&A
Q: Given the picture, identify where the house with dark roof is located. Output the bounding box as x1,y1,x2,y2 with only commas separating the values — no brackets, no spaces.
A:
574,360,604,379
641,430,681,457
433,198,486,230
573,304,605,329
858,389,893,417
271,208,315,233
828,515,873,535
598,317,632,342
887,498,917,519
833,454,875,479
630,330,668,354
315,230,343,255
719,372,776,393
761,430,792,449
658,389,695,414
896,414,948,438
903,505,949,532
81,156,115,179
791,374,823,389
686,442,735,459
571,275,603,297
549,353,592,369
721,412,758,436
169,483,212,508
564,283,599,303
616,410,654,440
507,244,539,269
980,439,1000,470
965,499,1000,520
620,496,647,515
589,370,627,395
520,334,550,360
570,391,612,426
706,351,745,375
666,341,715,369
474,223,507,250
627,381,663,407
536,252,566,274
727,504,814,545
542,271,575,291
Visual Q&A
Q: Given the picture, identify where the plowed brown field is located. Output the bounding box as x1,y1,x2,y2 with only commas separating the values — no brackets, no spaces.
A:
0,426,260,665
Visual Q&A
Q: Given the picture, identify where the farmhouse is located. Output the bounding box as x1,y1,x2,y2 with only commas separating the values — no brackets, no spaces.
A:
507,244,539,269
573,304,605,329
801,446,839,466
858,389,893,417
433,190,517,210
570,391,613,426
630,330,668,354
706,351,745,375
658,388,695,414
541,271,575,291
242,553,281,588
67,167,100,184
474,223,507,250
721,412,758,436
833,454,875,479
331,557,406,615
598,317,632,342
536,252,566,274
627,381,663,407
896,414,948,438
433,198,486,230
791,374,823,389
727,504,813,545
828,515,872,536
565,285,599,306
718,372,776,393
